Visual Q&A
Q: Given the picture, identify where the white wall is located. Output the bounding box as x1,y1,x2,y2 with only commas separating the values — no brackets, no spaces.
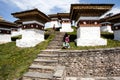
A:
76,27,107,46
50,21,60,28
114,30,120,41
23,21,44,26
11,28,22,37
60,23,73,32
0,34,11,43
45,21,60,29
16,29,44,47
100,26,113,33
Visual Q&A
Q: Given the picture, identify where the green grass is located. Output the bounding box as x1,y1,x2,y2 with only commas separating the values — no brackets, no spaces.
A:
0,32,55,80
67,29,120,50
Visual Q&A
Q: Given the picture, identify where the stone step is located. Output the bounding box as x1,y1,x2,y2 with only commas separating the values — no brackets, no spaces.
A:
33,58,58,66
48,43,62,46
66,77,120,80
38,53,58,57
49,41,62,44
47,46,62,49
53,66,66,80
53,38,63,42
53,38,63,40
22,72,53,80
29,64,55,73
48,42,62,44
40,50,61,54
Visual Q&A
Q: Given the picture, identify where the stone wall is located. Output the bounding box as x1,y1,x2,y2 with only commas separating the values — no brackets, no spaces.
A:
55,48,120,77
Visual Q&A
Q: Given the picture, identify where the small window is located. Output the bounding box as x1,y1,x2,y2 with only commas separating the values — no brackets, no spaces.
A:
83,21,86,24
31,25,33,27
24,26,26,28
115,27,118,29
94,22,97,25
7,31,10,34
36,25,39,28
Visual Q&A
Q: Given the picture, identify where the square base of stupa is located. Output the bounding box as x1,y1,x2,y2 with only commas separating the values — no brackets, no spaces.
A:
76,38,107,46
76,27,107,46
60,28,73,32
100,26,113,33
0,34,11,43
114,30,120,41
16,29,44,47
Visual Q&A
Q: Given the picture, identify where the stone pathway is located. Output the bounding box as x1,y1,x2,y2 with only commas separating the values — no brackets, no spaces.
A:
47,32,65,49
21,32,66,80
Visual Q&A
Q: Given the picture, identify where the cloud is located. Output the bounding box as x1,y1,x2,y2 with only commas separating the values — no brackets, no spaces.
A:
2,0,80,14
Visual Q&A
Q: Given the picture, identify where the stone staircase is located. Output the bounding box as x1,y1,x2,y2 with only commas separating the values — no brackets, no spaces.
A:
22,52,66,80
47,32,65,49
19,31,120,80
21,32,66,80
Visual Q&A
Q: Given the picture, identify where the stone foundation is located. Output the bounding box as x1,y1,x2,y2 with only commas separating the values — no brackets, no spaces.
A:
56,48,120,77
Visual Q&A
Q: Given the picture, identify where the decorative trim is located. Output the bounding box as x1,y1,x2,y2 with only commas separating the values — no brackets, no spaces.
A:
0,30,11,34
112,26,120,31
78,20,100,27
23,21,44,26
21,23,44,30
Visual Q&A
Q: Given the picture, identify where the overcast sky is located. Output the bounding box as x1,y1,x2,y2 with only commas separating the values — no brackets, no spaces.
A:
0,0,120,22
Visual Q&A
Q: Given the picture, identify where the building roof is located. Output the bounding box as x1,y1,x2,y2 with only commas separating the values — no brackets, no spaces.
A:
0,19,17,28
12,9,51,23
100,13,120,23
57,13,70,19
48,14,58,18
48,13,70,20
70,4,114,21
0,16,4,20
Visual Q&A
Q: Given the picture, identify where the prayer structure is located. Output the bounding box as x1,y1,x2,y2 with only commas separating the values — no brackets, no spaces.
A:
11,21,22,37
101,13,120,41
12,9,50,47
47,14,61,29
0,16,17,43
70,4,114,46
58,13,73,32
47,13,73,32
100,22,113,33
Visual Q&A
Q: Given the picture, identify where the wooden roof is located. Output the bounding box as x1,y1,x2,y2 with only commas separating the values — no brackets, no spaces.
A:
48,13,70,19
48,14,58,18
70,4,114,21
100,13,120,23
12,9,51,23
0,19,17,28
57,13,70,19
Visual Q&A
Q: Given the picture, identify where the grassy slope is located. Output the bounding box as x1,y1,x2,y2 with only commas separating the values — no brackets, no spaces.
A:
0,32,54,80
67,27,120,50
